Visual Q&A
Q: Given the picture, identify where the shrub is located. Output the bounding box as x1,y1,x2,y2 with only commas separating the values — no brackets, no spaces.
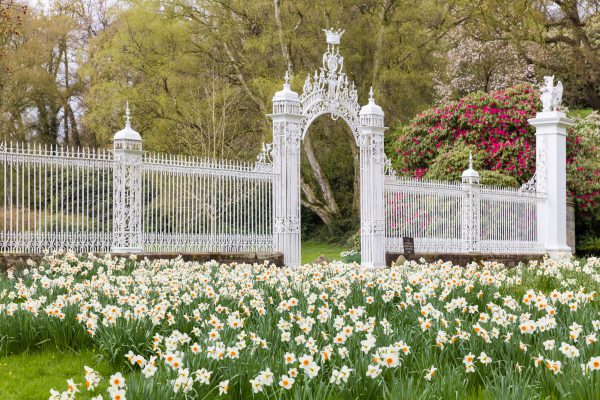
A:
392,85,539,181
423,143,520,187
576,236,600,257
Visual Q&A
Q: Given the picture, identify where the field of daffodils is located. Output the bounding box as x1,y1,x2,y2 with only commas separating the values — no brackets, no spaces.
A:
2,253,600,399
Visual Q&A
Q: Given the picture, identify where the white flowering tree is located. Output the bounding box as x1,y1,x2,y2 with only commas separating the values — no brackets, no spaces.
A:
434,27,536,102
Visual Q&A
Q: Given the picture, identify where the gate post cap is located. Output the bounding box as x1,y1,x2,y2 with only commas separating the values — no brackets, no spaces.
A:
114,102,142,146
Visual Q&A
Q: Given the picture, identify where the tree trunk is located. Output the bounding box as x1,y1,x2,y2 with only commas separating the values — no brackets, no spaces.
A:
371,0,391,87
300,178,334,225
302,131,339,213
273,0,293,77
346,126,360,214
66,104,81,146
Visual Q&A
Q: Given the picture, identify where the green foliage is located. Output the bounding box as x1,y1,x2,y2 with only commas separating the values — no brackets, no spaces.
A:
344,230,361,252
565,111,600,236
423,143,479,181
340,250,361,264
479,171,519,187
577,236,600,257
301,215,359,245
423,144,518,187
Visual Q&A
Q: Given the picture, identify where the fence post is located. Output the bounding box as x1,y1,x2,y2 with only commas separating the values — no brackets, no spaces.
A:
268,72,303,267
528,78,574,257
112,104,143,253
359,88,387,268
461,152,480,253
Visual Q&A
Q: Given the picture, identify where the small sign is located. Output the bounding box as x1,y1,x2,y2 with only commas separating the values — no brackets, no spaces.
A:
403,237,415,255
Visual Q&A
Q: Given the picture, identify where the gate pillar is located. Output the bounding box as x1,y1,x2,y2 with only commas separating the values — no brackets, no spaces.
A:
112,103,143,253
268,73,303,267
359,88,387,268
529,112,574,258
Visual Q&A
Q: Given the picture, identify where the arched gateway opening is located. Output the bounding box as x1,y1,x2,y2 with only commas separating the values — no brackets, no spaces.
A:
300,116,359,249
268,29,387,267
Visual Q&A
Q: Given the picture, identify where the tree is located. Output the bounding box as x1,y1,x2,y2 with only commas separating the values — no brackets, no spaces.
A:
0,2,95,144
434,26,536,102
454,0,600,108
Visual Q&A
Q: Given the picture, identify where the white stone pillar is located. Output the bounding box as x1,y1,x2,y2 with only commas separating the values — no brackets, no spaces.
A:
268,73,303,267
112,104,143,253
528,111,574,258
359,88,386,268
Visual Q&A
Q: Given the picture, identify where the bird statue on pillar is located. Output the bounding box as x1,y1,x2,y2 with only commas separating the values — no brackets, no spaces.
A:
540,76,563,112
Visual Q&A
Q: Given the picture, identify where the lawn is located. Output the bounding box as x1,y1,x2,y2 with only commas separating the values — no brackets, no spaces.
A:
301,240,346,264
0,350,112,400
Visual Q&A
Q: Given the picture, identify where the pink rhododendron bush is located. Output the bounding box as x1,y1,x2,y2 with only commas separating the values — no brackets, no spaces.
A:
3,253,600,399
391,85,600,234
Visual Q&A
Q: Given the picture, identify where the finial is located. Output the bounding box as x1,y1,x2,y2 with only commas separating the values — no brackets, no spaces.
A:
323,28,345,45
125,101,131,128
284,70,290,85
469,150,473,169
369,86,374,102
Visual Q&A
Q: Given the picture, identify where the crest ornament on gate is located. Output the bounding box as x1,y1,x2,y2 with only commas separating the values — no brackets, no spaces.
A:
300,28,361,139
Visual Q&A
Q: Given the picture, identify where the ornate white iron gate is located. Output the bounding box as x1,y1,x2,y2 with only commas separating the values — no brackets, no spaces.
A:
0,26,573,264
268,29,387,267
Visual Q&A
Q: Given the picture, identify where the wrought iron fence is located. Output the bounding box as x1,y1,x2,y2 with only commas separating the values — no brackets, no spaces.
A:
141,153,274,252
0,142,114,253
0,141,545,257
384,175,542,254
0,141,274,254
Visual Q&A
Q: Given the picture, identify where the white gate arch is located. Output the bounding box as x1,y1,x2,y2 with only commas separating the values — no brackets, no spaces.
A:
268,28,387,267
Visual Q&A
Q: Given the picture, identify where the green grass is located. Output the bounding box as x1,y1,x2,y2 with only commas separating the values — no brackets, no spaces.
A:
568,108,593,118
0,350,112,400
301,240,347,264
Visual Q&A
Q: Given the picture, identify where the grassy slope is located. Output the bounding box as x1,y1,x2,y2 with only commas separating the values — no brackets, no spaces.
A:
0,350,112,400
301,240,346,264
